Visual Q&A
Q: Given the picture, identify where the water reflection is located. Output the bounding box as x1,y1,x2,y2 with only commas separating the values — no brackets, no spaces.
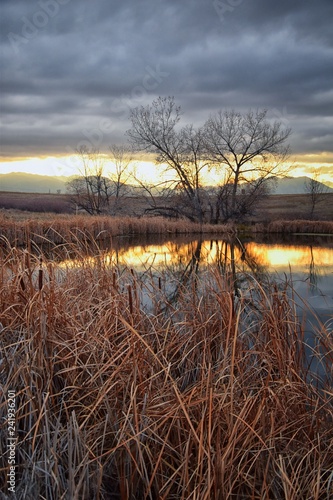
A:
112,237,333,333
51,233,332,300
99,238,270,301
56,234,333,329
244,242,333,272
58,235,333,296
101,238,332,298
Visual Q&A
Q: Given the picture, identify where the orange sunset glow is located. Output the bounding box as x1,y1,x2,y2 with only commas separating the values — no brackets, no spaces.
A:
59,240,333,275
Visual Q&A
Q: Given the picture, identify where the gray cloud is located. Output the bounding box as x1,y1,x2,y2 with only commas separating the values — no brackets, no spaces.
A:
0,0,332,162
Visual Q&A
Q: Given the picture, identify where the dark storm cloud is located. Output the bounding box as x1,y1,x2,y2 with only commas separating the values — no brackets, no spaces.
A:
0,0,332,159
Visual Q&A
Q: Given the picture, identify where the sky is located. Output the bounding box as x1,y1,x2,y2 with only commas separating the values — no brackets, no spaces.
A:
1,0,333,181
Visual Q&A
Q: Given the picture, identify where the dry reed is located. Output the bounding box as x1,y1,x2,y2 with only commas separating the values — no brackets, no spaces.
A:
0,240,332,499
0,213,235,248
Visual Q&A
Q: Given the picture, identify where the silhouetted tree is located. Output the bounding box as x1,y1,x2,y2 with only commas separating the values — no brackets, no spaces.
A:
67,146,112,215
108,144,135,213
127,97,209,223
304,170,328,219
128,99,292,223
67,145,136,215
204,109,291,220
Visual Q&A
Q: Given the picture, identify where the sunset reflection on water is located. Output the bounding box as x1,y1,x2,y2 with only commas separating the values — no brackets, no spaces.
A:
56,236,332,382
101,239,333,275
244,242,333,271
106,237,333,324
57,235,333,323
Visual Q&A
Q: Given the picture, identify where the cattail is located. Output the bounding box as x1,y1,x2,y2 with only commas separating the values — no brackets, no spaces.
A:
38,257,43,291
128,284,133,315
38,269,43,291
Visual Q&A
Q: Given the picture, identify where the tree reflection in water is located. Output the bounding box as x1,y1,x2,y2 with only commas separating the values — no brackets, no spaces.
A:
133,237,332,386
147,237,271,315
32,233,331,318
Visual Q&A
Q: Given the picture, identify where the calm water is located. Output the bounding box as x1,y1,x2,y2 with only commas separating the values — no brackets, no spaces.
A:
108,234,333,381
60,233,333,319
58,233,333,380
107,234,333,313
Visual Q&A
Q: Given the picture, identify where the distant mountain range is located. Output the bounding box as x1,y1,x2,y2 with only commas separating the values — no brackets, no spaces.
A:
0,172,69,193
269,176,333,195
0,172,332,195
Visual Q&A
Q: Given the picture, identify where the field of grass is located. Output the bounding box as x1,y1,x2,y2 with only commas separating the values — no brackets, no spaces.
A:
0,191,72,214
0,237,332,499
256,193,333,222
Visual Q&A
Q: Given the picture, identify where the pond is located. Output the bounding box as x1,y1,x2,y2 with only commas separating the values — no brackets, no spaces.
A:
58,231,332,287
91,233,331,384
105,232,331,290
59,232,333,325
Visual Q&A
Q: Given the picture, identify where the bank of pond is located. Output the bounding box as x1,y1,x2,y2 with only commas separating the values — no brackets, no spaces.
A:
0,212,333,247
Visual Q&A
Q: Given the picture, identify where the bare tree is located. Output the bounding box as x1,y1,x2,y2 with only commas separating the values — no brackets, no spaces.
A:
108,144,135,214
67,146,112,215
130,172,180,219
127,100,291,223
304,170,328,219
204,110,291,220
127,97,209,223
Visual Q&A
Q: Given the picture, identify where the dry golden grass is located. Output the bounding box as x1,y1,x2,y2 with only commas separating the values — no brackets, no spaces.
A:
0,213,235,248
1,211,333,259
0,240,333,499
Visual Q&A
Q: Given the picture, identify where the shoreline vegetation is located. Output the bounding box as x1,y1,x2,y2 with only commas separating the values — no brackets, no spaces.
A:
0,212,333,248
0,238,333,498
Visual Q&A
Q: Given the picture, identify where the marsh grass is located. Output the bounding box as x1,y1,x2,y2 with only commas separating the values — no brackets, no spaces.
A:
0,214,235,248
0,240,332,499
